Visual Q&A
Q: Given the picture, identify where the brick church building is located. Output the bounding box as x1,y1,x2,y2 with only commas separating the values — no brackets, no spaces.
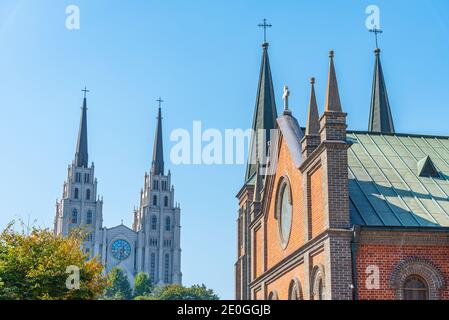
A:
235,38,449,300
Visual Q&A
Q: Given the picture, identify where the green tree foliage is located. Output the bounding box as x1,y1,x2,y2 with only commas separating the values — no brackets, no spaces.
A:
0,223,107,300
103,267,133,300
136,284,219,300
133,272,153,297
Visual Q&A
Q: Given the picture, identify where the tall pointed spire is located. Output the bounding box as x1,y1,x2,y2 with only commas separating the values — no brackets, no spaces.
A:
368,48,395,133
74,88,89,167
151,99,164,175
306,77,320,136
324,51,342,112
245,42,278,183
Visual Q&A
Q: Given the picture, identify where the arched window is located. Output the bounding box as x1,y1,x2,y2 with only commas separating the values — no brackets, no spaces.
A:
165,216,171,231
288,279,303,300
74,188,79,199
151,215,157,230
164,254,170,283
311,265,325,300
164,196,169,207
403,276,429,300
390,257,445,300
153,195,158,206
276,177,292,249
71,209,78,224
86,211,93,225
86,189,91,200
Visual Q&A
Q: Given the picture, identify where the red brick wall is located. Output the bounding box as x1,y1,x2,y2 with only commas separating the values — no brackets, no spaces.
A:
265,138,306,270
356,242,449,300
309,167,324,239
254,226,263,279
265,263,306,300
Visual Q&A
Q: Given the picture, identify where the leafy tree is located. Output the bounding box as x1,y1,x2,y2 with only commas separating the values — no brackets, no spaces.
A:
137,284,219,300
133,272,153,297
0,223,107,300
103,267,132,300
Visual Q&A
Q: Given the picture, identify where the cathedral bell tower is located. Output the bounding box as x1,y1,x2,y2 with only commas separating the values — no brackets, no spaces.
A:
133,99,182,286
54,88,103,258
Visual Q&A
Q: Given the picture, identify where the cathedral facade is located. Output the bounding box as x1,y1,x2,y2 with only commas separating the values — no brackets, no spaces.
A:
236,39,449,300
54,94,182,286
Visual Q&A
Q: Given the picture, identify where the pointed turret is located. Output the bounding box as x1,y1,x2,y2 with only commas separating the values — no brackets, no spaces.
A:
74,92,89,167
324,51,342,112
306,77,320,136
302,77,321,159
368,48,395,133
245,42,278,183
320,51,347,143
151,105,164,175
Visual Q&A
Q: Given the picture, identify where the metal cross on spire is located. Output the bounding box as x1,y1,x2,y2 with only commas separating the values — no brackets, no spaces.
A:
82,86,90,99
369,27,383,49
258,18,272,43
156,97,164,108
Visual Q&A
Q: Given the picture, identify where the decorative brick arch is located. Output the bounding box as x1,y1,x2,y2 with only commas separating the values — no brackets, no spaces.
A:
288,278,304,300
390,257,445,300
311,264,326,300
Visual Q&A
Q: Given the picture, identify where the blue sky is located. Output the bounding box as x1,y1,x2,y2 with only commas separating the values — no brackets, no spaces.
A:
0,0,448,299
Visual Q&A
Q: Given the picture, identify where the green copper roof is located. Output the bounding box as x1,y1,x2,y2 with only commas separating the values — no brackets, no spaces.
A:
348,131,449,227
417,156,439,178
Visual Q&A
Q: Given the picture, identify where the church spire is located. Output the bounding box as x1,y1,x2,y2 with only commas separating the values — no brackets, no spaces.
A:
245,38,278,183
324,51,342,112
74,87,89,167
151,98,164,175
368,48,395,133
306,77,320,136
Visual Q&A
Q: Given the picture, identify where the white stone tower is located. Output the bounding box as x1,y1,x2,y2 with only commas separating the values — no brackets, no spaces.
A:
133,101,182,285
54,88,103,258
54,92,181,286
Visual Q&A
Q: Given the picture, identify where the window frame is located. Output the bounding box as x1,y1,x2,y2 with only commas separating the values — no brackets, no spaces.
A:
275,176,293,249
71,209,78,224
403,275,429,300
151,215,157,230
165,216,171,231
86,210,93,225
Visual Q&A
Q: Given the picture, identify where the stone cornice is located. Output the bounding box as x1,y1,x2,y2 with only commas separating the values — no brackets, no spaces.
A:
358,227,449,246
249,228,352,288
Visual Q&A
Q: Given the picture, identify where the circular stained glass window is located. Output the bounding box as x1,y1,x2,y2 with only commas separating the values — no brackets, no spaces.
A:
111,239,131,260
278,180,292,247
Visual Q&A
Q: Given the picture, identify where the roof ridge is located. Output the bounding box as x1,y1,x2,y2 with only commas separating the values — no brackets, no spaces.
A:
347,130,449,140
